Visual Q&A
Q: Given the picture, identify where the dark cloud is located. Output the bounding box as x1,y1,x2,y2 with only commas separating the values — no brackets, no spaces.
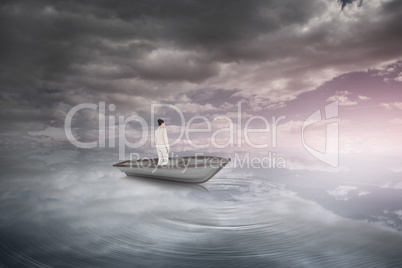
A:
338,0,363,11
0,0,325,85
1,0,402,144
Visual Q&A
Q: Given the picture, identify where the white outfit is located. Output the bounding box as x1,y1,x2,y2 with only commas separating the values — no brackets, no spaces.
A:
155,127,170,165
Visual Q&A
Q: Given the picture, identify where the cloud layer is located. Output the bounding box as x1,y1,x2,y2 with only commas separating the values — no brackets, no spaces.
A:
1,0,402,158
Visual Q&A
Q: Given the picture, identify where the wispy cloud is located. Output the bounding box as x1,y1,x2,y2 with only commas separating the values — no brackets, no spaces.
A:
327,91,357,106
380,102,402,110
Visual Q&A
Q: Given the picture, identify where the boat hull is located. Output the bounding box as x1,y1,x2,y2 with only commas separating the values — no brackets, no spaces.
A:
113,156,230,183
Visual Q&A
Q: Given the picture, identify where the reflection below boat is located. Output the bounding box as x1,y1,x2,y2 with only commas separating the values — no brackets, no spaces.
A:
113,156,231,183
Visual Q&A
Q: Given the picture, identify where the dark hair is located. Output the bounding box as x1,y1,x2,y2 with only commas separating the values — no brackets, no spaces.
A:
157,119,164,126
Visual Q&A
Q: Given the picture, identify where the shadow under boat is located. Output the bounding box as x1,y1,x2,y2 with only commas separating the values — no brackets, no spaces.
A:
121,175,210,193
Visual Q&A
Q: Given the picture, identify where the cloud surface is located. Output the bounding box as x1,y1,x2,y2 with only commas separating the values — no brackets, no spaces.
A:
1,0,401,164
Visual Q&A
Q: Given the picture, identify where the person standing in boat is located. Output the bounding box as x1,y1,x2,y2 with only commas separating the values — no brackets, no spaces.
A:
155,119,170,165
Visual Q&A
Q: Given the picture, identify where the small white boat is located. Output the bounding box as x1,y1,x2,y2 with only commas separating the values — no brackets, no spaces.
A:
113,156,231,183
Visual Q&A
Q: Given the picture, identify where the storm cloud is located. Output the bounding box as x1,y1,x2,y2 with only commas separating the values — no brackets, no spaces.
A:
1,0,402,144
